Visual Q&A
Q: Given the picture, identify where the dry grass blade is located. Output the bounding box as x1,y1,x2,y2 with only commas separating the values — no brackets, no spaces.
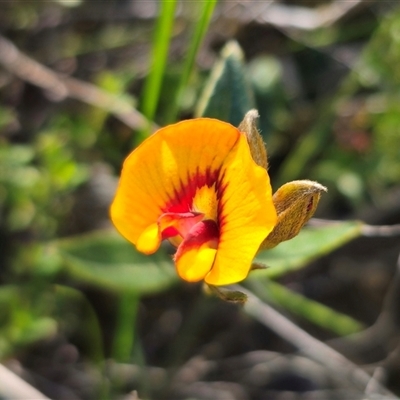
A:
221,0,370,31
0,35,158,133
0,364,50,400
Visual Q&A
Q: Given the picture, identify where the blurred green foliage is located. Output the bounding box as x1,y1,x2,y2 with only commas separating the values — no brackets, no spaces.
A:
0,118,88,235
0,285,57,358
2,1,400,398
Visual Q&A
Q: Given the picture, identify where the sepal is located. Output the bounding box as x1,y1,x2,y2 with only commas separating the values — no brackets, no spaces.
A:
204,284,248,304
238,109,268,170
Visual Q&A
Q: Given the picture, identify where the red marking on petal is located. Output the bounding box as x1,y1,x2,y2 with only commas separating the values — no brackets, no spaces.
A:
189,219,219,241
161,226,179,238
158,212,204,241
174,219,219,261
163,169,220,214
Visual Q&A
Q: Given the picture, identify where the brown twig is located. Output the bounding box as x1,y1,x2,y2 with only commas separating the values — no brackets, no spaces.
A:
236,285,398,398
0,34,158,132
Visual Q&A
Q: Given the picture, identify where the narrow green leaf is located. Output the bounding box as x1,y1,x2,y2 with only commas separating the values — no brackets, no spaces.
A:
275,113,334,185
275,74,359,185
140,0,177,136
196,40,255,126
168,0,218,122
253,221,363,279
246,280,364,336
55,230,179,295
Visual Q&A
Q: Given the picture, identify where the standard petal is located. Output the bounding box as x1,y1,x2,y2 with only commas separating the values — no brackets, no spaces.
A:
205,133,277,286
110,119,241,252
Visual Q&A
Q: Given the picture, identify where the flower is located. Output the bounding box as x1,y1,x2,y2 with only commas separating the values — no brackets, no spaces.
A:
110,118,277,286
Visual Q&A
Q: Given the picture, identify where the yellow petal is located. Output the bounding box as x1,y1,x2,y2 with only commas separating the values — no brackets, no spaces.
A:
205,133,277,286
110,119,241,252
176,246,217,282
136,223,160,254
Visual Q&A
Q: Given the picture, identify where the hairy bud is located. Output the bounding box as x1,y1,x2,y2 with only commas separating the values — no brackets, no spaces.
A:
260,180,327,250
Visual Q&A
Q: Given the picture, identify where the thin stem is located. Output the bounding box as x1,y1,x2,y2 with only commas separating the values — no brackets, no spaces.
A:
309,218,400,237
236,285,397,398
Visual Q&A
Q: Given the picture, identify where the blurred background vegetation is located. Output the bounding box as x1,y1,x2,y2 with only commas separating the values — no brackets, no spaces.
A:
1,0,400,399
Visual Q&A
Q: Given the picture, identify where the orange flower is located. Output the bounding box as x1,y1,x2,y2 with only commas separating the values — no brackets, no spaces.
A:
110,118,277,286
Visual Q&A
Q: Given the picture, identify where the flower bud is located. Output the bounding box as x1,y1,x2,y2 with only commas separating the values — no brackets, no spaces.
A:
260,180,327,250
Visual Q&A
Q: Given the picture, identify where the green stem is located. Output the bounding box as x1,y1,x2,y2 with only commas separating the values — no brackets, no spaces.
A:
54,285,109,399
111,293,140,363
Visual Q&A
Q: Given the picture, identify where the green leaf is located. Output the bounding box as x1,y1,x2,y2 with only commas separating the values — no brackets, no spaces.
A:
55,230,179,295
246,280,364,336
253,221,363,279
196,41,255,126
246,221,365,335
140,0,178,137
